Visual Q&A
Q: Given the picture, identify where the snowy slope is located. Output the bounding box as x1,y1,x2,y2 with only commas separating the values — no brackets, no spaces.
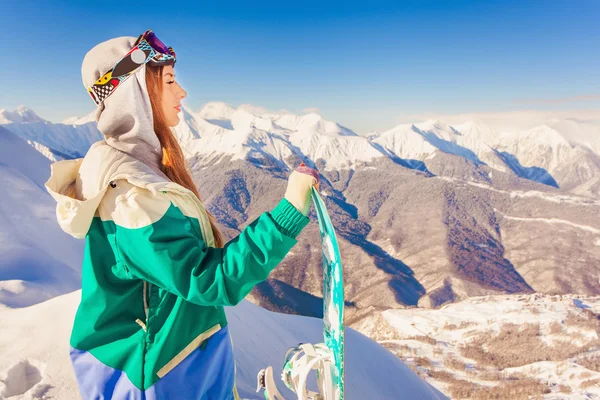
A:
369,117,600,193
372,120,482,166
0,107,102,160
0,127,82,308
61,110,96,126
0,290,446,400
26,141,64,163
174,102,385,171
355,294,600,399
452,121,497,154
5,103,599,194
177,107,301,168
494,125,571,171
285,113,383,170
547,118,600,153
197,101,237,122
0,125,444,398
0,106,45,124
372,123,438,161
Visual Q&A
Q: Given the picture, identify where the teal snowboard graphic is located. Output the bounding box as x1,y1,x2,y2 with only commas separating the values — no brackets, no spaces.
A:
311,186,345,400
255,183,346,400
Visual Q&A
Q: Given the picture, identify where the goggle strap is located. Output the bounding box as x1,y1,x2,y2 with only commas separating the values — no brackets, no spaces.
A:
86,30,175,106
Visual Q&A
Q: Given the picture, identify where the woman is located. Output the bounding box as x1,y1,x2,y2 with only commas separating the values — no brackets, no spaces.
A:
45,30,319,399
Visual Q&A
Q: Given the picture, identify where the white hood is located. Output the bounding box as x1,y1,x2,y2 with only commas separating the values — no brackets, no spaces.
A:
81,35,168,180
44,142,176,239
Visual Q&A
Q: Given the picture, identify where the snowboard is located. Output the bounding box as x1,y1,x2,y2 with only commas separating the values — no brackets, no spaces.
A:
310,186,345,400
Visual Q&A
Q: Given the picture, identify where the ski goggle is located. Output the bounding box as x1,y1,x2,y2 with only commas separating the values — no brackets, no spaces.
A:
87,29,177,106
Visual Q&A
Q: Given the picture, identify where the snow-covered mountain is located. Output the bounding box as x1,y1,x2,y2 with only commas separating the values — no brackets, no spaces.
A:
0,127,82,307
60,110,97,126
0,130,445,399
176,102,600,196
0,106,46,124
369,118,600,196
197,101,237,121
0,290,445,399
173,102,600,196
4,103,599,196
0,107,102,160
355,293,600,398
2,103,600,315
2,101,600,398
172,103,385,171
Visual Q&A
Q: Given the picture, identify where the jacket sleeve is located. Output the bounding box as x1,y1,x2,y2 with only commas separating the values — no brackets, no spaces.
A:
111,186,310,307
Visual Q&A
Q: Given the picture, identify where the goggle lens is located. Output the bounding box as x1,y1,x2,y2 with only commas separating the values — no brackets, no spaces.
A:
145,31,171,55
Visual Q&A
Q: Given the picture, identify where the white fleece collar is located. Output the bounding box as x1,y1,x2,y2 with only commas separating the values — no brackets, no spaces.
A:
44,141,177,239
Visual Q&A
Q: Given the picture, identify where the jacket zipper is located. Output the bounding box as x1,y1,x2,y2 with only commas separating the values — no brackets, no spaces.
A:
143,280,148,311
136,280,150,333
136,187,205,337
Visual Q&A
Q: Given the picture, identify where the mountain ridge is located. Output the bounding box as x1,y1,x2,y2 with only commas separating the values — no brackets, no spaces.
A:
2,103,599,320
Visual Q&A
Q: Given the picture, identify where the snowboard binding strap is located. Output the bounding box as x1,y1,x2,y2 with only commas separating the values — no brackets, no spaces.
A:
257,343,337,400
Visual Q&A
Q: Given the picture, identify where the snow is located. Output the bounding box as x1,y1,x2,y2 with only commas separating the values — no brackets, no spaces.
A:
287,127,382,169
505,361,600,400
4,103,600,189
174,103,385,171
0,129,444,399
366,114,600,189
0,291,446,399
547,118,600,153
414,120,459,142
26,140,61,162
355,294,600,398
395,109,600,152
382,295,600,337
495,210,600,235
372,123,437,160
493,125,572,172
1,107,102,160
454,120,496,141
0,106,46,124
0,127,83,308
438,176,600,206
61,110,97,125
373,120,488,166
197,101,236,121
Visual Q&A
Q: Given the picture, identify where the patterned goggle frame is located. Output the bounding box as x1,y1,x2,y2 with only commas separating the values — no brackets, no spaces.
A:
87,30,176,106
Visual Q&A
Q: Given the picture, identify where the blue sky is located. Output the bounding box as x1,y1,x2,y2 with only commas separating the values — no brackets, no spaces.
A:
1,0,598,133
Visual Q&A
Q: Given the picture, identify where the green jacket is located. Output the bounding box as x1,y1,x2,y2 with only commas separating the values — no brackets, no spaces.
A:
45,140,310,399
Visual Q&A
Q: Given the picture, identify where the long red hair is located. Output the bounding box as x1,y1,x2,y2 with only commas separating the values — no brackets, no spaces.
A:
145,64,225,248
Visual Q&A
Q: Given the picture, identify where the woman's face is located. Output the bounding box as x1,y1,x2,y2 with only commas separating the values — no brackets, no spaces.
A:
161,65,187,127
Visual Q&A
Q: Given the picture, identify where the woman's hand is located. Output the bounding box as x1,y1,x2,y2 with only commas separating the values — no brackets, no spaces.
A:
284,162,320,216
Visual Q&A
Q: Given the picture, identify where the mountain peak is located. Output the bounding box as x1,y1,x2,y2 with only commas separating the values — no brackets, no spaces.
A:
304,111,322,120
0,106,46,124
296,112,324,129
198,101,236,121
62,110,97,125
415,119,459,132
237,104,281,118
454,120,495,137
413,119,460,142
457,120,481,130
526,124,569,146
